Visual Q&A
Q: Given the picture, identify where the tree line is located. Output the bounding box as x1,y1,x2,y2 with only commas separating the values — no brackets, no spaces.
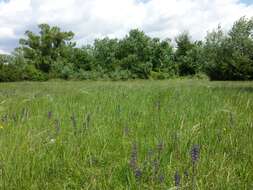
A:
0,17,253,82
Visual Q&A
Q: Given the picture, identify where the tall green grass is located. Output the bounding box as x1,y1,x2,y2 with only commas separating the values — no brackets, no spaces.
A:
0,80,252,189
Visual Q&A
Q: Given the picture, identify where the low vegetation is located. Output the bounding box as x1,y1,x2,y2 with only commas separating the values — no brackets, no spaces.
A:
0,80,252,189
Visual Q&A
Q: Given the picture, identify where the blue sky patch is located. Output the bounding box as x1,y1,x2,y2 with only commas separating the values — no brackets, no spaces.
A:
240,0,253,5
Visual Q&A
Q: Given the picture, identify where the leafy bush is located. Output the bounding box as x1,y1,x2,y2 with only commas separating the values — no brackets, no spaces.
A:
22,65,48,81
0,63,23,82
61,65,74,80
74,70,104,80
108,69,132,80
193,72,210,80
150,71,173,80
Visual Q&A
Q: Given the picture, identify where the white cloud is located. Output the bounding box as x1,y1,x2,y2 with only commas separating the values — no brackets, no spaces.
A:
0,49,8,54
0,0,253,53
0,27,15,38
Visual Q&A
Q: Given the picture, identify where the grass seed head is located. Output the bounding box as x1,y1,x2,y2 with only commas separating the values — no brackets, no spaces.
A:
71,113,77,129
184,170,189,178
157,141,164,153
54,119,61,135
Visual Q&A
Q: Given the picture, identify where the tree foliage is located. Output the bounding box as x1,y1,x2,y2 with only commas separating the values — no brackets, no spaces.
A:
1,17,253,82
204,17,253,80
18,24,75,73
175,32,203,76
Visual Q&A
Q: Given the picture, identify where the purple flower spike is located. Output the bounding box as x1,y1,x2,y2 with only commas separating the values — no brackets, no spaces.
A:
48,111,52,120
130,143,138,170
191,145,200,164
174,171,181,187
135,168,142,180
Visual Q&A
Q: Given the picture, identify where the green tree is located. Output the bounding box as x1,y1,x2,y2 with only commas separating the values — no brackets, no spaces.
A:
150,38,174,72
204,17,253,80
70,46,94,71
175,32,201,76
18,24,75,74
0,54,12,65
228,17,253,79
93,38,119,71
118,29,153,78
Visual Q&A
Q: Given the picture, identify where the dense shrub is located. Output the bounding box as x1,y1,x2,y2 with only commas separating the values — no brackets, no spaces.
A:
0,63,22,82
22,65,48,81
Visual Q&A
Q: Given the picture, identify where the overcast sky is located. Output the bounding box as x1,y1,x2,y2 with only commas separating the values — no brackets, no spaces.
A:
0,0,253,54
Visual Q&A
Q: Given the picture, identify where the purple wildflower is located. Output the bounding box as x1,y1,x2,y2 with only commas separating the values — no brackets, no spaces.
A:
135,168,142,180
191,145,200,164
129,143,143,181
48,111,52,120
158,174,165,183
174,171,181,188
130,143,138,170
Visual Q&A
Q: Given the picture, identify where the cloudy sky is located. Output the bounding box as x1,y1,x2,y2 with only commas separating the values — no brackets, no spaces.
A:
0,0,253,54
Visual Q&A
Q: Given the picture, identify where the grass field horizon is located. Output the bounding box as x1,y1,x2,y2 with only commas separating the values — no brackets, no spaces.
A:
0,80,252,189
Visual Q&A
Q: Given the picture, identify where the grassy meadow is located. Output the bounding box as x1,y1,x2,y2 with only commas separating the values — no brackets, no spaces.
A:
0,80,252,189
